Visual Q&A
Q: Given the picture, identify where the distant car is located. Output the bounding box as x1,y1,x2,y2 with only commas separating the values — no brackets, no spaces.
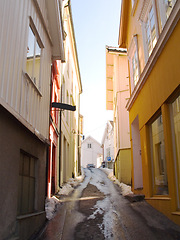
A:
87,164,95,168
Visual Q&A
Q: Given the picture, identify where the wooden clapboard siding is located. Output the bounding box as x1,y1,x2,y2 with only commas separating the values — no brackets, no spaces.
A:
0,0,52,141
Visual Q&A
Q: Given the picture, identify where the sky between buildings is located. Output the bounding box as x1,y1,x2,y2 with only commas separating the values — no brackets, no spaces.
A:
71,0,121,143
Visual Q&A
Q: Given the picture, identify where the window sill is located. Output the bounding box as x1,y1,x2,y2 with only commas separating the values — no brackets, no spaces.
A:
23,72,42,97
172,211,180,216
17,211,45,220
145,196,171,201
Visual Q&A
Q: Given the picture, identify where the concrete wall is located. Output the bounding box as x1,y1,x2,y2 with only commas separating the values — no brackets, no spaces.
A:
0,106,46,239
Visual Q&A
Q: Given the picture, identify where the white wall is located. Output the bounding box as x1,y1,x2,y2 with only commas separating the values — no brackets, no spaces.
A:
81,137,102,168
102,122,114,163
0,0,54,140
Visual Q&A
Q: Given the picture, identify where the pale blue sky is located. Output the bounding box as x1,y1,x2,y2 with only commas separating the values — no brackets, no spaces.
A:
71,0,121,143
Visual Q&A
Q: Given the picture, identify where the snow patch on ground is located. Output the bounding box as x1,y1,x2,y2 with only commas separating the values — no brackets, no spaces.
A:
58,168,85,196
45,169,85,220
45,196,60,220
100,168,133,196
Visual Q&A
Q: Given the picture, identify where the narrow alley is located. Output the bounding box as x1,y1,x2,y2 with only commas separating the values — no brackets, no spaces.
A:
35,168,180,240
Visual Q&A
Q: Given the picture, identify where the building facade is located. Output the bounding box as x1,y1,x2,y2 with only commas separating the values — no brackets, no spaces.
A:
119,0,180,225
0,0,64,239
106,46,131,184
59,0,82,185
81,136,103,168
48,60,62,198
101,120,114,169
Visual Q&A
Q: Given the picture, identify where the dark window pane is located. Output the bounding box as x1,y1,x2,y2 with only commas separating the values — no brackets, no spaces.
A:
29,178,35,212
30,158,35,177
21,176,29,214
23,155,30,176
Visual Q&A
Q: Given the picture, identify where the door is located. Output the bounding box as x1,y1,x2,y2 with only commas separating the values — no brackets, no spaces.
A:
131,116,143,189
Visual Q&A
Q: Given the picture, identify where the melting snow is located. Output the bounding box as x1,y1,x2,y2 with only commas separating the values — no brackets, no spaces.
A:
45,167,132,221
45,168,85,220
100,168,133,196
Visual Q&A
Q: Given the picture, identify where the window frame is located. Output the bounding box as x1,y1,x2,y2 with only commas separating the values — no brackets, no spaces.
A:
128,35,141,92
139,0,159,63
26,17,44,92
169,91,180,209
149,111,169,196
87,143,92,149
18,150,37,216
158,0,177,30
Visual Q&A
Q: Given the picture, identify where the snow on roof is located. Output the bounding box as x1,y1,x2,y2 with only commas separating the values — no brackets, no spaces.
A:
106,45,127,53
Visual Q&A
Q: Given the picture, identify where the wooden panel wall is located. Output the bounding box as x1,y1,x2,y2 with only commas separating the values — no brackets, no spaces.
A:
0,0,52,140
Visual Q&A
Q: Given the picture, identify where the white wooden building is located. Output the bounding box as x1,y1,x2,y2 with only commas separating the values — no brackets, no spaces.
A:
0,0,64,239
81,136,103,168
101,120,114,169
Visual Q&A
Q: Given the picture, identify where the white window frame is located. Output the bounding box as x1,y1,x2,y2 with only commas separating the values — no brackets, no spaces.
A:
26,18,44,92
128,35,141,92
157,0,177,30
87,143,91,149
131,0,138,15
139,0,159,63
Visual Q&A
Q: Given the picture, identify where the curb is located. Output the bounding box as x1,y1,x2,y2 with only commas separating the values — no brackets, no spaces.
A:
125,193,145,203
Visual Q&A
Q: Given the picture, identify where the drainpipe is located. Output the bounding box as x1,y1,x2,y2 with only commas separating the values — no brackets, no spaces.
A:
59,86,62,187
46,64,53,197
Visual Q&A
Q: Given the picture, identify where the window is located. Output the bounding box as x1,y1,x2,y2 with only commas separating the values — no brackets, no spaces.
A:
149,113,168,195
158,0,177,30
54,91,58,125
87,143,91,149
18,151,36,215
26,25,42,90
128,35,140,91
171,94,180,207
131,0,138,15
145,6,157,56
132,50,139,86
165,0,173,18
140,1,159,62
66,91,69,124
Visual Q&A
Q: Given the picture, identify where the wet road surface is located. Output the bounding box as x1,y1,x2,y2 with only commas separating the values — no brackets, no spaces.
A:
35,168,180,240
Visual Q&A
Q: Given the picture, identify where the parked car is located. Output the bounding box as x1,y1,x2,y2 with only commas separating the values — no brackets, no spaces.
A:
87,164,95,168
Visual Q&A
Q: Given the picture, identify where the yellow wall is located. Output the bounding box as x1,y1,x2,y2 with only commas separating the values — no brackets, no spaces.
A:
115,148,131,185
129,20,180,225
129,21,180,131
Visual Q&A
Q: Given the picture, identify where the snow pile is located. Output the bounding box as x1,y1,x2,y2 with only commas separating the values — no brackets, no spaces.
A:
119,182,133,196
101,168,133,196
45,169,85,220
58,169,85,196
45,196,60,220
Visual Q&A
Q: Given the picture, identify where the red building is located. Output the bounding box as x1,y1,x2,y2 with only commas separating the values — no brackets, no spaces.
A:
48,61,61,198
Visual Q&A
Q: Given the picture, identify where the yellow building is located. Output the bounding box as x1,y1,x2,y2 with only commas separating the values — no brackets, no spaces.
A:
119,0,180,225
59,0,82,185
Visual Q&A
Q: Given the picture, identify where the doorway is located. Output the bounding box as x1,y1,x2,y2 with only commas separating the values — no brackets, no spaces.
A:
131,116,143,189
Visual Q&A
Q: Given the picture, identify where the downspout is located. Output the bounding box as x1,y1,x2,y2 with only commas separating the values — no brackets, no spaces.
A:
46,64,53,197
59,85,62,187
